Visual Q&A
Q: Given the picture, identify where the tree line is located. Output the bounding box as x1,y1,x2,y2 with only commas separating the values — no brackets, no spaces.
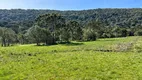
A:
0,12,142,47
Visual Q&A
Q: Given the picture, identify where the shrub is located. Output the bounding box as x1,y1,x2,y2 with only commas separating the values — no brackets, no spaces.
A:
135,30,142,36
83,29,97,41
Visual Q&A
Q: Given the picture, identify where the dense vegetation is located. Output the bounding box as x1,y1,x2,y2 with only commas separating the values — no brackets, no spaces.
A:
0,8,142,46
1,8,142,28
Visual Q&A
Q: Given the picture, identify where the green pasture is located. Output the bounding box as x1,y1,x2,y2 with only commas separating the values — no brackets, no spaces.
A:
0,37,142,80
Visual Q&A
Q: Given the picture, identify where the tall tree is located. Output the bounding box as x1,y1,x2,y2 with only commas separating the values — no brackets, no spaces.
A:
40,28,53,45
59,25,70,42
0,27,16,47
67,21,82,40
26,25,43,46
86,20,104,38
35,13,65,44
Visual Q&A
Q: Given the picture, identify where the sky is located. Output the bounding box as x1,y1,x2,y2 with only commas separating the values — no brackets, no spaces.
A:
0,0,142,10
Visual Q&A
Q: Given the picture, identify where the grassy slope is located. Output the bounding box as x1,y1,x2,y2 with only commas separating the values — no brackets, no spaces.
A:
0,37,142,80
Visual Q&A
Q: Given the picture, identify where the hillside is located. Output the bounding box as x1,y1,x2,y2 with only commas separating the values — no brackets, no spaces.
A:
0,8,142,30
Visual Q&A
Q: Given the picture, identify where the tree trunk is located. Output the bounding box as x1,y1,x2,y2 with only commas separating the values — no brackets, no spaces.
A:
45,40,48,45
36,42,40,46
2,38,6,47
36,39,40,46
71,31,73,41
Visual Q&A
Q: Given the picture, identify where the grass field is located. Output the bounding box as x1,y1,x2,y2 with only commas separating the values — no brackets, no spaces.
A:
0,36,142,80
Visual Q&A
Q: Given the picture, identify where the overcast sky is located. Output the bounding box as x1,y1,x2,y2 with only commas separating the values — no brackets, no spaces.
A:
0,0,142,10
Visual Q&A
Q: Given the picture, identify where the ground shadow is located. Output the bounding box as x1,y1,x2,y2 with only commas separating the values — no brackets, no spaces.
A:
98,39,117,41
59,42,84,46
34,42,84,46
101,39,116,41
34,43,58,46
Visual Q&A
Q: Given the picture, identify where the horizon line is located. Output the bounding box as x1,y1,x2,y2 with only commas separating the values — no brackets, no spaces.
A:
0,7,142,11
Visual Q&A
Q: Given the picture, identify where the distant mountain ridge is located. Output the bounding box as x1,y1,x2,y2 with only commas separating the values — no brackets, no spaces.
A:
0,8,142,30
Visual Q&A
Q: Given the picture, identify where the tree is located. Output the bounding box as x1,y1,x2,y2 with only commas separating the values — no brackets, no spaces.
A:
67,21,80,40
111,26,122,37
0,27,16,47
134,30,142,36
26,25,43,46
40,28,53,45
86,20,104,38
59,26,70,43
74,26,83,41
35,13,65,44
121,29,128,37
83,28,97,41
83,20,104,40
17,33,26,44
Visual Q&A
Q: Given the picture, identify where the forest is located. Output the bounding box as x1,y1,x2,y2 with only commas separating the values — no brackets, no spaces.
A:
0,8,142,46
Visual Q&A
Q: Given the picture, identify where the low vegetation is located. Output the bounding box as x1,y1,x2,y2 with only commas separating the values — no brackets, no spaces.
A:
0,36,142,80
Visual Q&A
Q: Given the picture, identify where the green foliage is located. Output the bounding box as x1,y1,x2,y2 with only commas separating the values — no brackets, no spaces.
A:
102,33,111,38
34,15,83,45
0,27,16,47
0,9,142,45
26,25,43,45
1,9,142,29
134,30,142,36
59,27,70,42
74,26,83,41
121,29,128,37
83,20,104,41
17,33,27,44
83,28,97,41
41,28,54,45
0,9,142,37
67,21,81,40
35,13,65,44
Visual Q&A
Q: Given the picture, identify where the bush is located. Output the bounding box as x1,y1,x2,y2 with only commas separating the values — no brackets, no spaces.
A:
83,29,97,41
60,28,70,42
135,30,142,36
